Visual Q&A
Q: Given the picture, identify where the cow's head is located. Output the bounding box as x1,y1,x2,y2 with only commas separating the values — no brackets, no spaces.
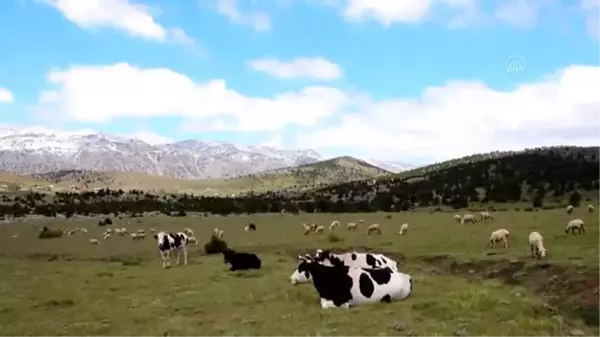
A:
222,248,236,264
289,254,315,285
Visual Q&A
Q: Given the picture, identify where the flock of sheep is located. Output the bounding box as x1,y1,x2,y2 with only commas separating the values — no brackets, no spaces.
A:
300,204,592,261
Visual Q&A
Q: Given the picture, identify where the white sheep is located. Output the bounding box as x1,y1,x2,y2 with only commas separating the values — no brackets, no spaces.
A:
488,229,510,248
79,228,88,233
188,236,199,245
566,205,574,214
347,222,357,231
565,219,585,235
105,228,113,234
358,219,366,225
309,223,318,231
329,220,340,231
136,229,145,234
398,223,408,236
89,238,99,245
461,214,477,224
453,214,462,222
315,225,325,234
480,211,493,220
115,228,127,236
183,228,194,236
130,233,138,239
302,223,311,235
103,233,111,240
367,224,381,235
528,231,547,259
588,205,594,213
134,233,146,240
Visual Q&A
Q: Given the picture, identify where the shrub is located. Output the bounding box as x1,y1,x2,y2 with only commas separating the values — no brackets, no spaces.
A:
204,235,228,255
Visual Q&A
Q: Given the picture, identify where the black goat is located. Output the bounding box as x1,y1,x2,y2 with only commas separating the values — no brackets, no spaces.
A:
222,248,262,271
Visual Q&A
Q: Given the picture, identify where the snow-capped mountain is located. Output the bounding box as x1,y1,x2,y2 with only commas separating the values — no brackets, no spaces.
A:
359,158,416,173
0,127,324,179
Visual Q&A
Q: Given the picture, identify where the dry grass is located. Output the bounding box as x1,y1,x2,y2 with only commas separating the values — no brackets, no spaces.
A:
0,207,598,335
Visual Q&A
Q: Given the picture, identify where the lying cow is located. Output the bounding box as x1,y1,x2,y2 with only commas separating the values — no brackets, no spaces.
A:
223,248,262,271
289,255,412,308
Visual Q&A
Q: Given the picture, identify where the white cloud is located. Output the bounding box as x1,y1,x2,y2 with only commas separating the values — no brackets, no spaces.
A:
216,0,272,32
581,0,600,39
340,0,478,26
0,88,14,103
41,0,194,44
125,131,173,144
247,57,343,80
294,65,600,161
34,62,349,132
494,0,542,28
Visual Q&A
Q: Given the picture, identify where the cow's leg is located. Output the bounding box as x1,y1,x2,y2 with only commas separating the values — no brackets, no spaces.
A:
160,251,168,268
530,245,535,258
320,298,339,309
182,247,188,265
581,225,585,234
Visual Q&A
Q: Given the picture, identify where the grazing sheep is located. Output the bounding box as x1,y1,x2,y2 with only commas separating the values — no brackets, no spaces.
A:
358,219,366,225
461,214,477,224
134,233,146,240
453,214,462,222
183,228,194,236
398,223,409,236
367,224,381,235
150,228,156,234
528,232,547,259
105,228,113,234
154,231,189,268
315,225,325,234
480,211,493,220
487,229,510,248
89,238,99,245
67,229,75,236
222,248,262,271
245,223,257,232
588,205,595,213
136,229,145,235
565,219,585,235
347,222,357,231
302,224,311,235
103,233,111,240
115,228,127,236
188,236,199,245
130,233,138,239
329,221,340,231
309,223,318,231
567,205,574,214
79,228,88,233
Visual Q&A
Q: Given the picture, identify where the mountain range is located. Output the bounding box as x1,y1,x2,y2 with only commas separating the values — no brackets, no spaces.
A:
0,127,415,179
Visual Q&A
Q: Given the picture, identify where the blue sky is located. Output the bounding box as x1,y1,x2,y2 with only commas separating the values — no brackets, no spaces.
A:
0,0,598,164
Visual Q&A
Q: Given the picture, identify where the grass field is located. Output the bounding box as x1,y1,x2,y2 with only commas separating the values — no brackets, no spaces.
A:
0,208,598,336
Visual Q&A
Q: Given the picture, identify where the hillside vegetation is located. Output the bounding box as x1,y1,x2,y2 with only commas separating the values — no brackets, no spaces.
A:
258,146,599,212
1,156,390,195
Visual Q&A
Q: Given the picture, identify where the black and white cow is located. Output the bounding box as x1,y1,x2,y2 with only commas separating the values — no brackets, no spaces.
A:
223,248,262,271
153,231,188,268
291,249,399,284
289,255,412,308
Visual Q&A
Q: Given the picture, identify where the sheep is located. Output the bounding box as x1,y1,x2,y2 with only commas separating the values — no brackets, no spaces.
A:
398,223,409,236
309,223,318,231
130,233,138,239
367,224,381,235
461,214,477,224
79,228,88,233
150,228,157,234
487,229,510,248
302,223,311,235
347,222,357,231
135,233,146,240
315,225,325,234
567,205,574,214
329,221,340,231
103,233,111,240
358,219,366,225
188,236,199,245
565,219,585,235
183,228,194,236
104,228,113,234
588,205,594,213
115,228,127,236
453,214,462,222
480,211,493,220
136,229,145,235
528,231,547,259
89,238,99,245
67,229,75,236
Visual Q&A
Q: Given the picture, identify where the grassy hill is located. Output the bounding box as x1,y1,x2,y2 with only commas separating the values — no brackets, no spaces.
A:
262,146,599,211
0,156,391,195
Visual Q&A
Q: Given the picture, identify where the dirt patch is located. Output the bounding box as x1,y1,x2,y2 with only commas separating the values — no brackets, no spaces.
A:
413,255,599,327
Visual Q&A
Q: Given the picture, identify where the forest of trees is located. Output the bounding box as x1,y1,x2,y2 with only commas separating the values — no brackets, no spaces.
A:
1,146,598,218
